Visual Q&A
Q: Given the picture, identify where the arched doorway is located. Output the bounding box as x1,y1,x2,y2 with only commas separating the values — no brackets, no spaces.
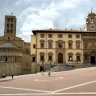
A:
40,66,44,72
58,53,63,63
90,51,96,64
91,56,95,64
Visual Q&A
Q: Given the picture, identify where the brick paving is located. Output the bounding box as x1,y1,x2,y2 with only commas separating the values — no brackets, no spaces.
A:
0,67,96,96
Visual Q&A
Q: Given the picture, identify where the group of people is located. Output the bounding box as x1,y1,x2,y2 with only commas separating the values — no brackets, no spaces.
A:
2,74,14,79
42,69,51,76
1,69,51,79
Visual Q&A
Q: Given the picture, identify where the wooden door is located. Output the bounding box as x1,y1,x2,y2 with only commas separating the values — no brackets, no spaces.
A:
58,53,63,63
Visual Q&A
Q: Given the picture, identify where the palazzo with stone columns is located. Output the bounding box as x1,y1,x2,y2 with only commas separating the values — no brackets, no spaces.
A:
31,11,96,68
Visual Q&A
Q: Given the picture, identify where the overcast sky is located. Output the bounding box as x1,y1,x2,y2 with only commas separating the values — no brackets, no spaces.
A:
0,0,96,42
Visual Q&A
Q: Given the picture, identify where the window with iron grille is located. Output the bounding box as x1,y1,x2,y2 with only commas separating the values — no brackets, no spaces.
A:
68,34,72,38
40,34,44,38
41,56,44,61
41,42,44,48
48,34,52,38
58,34,63,38
49,56,52,60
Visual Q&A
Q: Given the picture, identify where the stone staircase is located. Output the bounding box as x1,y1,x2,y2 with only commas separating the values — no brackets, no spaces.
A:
49,64,75,72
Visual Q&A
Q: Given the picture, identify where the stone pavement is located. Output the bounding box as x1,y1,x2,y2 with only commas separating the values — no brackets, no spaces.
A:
0,67,96,96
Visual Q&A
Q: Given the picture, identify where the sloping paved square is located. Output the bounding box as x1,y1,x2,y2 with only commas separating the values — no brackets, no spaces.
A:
0,67,96,96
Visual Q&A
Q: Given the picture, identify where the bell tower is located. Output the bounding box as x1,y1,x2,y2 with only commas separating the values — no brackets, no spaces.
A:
86,9,96,32
4,15,16,36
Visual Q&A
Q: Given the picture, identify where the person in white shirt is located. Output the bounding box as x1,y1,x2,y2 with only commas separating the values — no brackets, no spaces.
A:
48,69,51,77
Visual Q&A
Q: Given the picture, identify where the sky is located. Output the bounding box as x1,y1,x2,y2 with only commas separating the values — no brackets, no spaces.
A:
0,0,96,42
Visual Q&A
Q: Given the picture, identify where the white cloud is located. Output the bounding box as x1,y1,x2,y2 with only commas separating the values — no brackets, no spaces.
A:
17,0,92,41
0,0,95,42
20,2,60,31
62,0,76,8
18,31,32,42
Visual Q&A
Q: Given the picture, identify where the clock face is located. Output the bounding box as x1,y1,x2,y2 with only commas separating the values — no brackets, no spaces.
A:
58,43,62,48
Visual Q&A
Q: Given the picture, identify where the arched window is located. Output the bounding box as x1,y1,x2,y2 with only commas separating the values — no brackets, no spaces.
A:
68,40,73,49
68,52,73,61
75,40,81,49
40,52,45,61
48,52,53,61
48,40,53,48
40,40,45,48
76,53,81,61
56,40,65,48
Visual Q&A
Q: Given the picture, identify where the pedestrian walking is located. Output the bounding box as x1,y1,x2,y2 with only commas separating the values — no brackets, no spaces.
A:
2,73,5,78
48,69,51,77
12,74,14,79
35,71,37,74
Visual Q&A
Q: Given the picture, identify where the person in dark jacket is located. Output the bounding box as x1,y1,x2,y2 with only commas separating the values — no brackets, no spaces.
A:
48,69,51,77
12,74,14,79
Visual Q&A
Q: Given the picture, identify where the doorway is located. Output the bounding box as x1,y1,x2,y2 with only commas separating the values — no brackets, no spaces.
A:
91,56,95,64
58,53,63,63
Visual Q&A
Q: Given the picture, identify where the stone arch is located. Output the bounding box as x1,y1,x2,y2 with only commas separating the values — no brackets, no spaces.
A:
56,40,65,43
48,40,53,42
40,39,45,42
68,40,73,43
40,52,45,55
89,44,96,49
90,51,96,56
76,52,81,55
75,40,81,43
68,52,73,55
48,52,53,55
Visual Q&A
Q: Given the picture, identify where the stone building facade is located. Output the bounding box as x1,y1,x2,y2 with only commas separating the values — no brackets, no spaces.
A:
31,11,96,70
0,15,32,77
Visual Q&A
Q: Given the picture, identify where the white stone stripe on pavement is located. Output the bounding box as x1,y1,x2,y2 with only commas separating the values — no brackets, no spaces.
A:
0,92,96,95
0,86,52,93
53,80,96,93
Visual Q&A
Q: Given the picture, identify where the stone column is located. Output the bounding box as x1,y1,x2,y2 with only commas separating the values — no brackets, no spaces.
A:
10,56,12,62
12,56,14,62
2,56,5,61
